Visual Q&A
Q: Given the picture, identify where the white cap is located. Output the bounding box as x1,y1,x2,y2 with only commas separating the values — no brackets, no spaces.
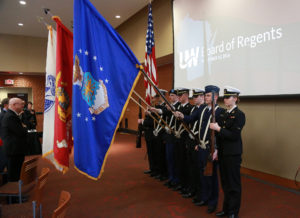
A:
224,86,241,96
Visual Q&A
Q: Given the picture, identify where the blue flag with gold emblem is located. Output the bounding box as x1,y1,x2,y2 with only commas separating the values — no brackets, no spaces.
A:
73,0,141,179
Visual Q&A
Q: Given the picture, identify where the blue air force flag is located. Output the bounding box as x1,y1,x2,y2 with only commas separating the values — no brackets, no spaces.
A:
73,0,141,179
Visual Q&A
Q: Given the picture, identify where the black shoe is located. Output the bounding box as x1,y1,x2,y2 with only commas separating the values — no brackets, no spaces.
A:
194,200,207,206
164,180,171,186
228,214,238,218
154,174,161,180
150,172,158,177
172,184,182,191
216,211,228,217
182,192,193,198
168,182,177,188
144,170,152,174
180,188,188,195
192,197,200,203
207,205,216,213
160,176,168,181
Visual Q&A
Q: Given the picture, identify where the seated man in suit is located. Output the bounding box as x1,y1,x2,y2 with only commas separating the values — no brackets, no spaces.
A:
2,98,28,182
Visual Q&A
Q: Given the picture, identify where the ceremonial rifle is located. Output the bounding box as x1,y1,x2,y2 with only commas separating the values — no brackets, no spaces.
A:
130,96,161,126
137,65,200,144
204,91,215,176
136,98,142,148
133,90,173,133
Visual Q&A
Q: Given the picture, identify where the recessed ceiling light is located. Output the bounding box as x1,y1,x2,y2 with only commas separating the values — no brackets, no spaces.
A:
115,15,121,19
19,0,26,5
18,23,24,26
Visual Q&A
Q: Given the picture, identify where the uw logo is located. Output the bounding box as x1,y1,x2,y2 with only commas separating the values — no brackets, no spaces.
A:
179,47,200,69
44,75,56,113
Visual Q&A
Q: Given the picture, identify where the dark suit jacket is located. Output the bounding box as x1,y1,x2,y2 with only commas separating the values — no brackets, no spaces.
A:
2,109,28,156
216,107,246,156
0,109,7,138
21,109,37,130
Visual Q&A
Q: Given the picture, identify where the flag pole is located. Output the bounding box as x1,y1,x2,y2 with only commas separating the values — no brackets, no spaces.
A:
137,65,200,144
132,90,173,132
43,8,62,22
130,96,161,125
43,8,55,17
36,16,50,28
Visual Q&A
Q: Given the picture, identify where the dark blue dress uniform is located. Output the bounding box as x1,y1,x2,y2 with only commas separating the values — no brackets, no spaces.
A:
174,101,193,190
183,103,207,200
182,88,205,197
153,102,168,180
142,113,156,174
184,85,225,213
199,105,224,209
186,105,224,207
216,104,245,217
163,94,181,186
184,104,201,197
172,88,193,191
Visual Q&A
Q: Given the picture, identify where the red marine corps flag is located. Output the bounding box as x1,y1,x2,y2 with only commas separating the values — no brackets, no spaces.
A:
53,17,73,172
144,3,158,104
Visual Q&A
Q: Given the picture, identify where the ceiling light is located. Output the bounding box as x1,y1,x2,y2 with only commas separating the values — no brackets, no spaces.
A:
19,72,23,74
18,23,24,26
115,15,121,19
19,0,26,5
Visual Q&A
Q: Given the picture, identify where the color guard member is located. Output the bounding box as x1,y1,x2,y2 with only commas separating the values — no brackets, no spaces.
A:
210,86,246,218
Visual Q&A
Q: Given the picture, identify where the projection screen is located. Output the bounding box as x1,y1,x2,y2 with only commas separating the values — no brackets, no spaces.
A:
173,0,300,96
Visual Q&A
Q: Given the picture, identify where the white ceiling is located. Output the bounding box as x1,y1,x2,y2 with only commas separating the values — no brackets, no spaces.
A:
0,0,149,38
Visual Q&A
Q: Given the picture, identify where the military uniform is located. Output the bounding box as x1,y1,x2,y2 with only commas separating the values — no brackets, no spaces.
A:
163,90,181,187
184,104,200,196
198,105,224,210
183,85,225,213
182,89,205,198
173,88,193,191
152,102,168,180
215,87,246,218
142,113,156,174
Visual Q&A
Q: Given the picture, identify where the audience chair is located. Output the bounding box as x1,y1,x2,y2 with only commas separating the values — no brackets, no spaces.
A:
52,190,71,218
0,156,39,203
0,167,50,218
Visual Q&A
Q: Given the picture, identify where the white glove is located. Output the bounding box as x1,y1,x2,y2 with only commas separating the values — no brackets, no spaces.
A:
165,127,171,134
189,133,195,140
153,130,158,137
199,142,206,150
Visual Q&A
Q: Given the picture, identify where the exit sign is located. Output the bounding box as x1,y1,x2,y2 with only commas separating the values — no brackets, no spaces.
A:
4,79,14,85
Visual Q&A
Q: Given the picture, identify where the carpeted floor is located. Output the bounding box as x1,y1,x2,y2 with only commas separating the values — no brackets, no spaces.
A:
29,133,300,217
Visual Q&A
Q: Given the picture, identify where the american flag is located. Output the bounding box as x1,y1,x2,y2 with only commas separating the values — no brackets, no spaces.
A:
144,3,157,105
